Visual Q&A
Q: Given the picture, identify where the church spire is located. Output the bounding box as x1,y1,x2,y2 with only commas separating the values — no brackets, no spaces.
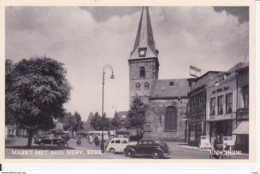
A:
130,7,158,59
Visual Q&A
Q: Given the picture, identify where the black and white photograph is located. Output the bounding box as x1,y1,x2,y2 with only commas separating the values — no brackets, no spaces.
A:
4,5,251,160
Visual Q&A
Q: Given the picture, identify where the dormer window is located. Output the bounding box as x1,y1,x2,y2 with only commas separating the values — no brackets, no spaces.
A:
140,67,146,78
169,82,174,86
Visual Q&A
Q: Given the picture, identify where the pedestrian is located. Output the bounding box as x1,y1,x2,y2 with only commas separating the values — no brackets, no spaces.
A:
212,135,223,159
77,136,81,145
89,134,93,143
95,136,99,146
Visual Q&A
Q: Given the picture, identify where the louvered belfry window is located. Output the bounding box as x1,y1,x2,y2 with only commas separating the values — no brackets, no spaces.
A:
140,67,145,78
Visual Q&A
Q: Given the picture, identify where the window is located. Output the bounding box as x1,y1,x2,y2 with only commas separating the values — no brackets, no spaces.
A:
144,82,149,90
226,93,233,113
210,97,216,116
165,106,177,131
136,83,141,90
122,140,128,144
137,142,142,146
115,140,120,144
142,141,148,145
140,67,145,78
169,82,174,86
217,95,223,115
111,140,115,143
242,85,249,108
147,141,153,145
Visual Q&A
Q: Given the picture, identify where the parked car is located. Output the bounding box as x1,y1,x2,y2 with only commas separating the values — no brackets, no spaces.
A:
34,133,70,146
106,137,136,154
124,138,170,159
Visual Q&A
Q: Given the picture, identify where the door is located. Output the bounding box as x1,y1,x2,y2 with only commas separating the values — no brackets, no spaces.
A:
135,141,145,154
120,139,128,152
146,141,155,154
114,139,121,152
138,141,150,154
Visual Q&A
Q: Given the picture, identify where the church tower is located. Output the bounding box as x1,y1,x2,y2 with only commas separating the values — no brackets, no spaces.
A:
129,7,160,105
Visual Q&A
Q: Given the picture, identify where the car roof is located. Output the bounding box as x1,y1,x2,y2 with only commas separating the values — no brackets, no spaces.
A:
140,138,163,142
111,137,128,140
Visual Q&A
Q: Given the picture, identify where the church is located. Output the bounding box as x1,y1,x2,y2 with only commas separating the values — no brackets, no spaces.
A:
128,7,192,141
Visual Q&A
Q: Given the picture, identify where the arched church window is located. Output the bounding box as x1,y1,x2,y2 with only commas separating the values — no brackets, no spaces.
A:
144,82,149,90
136,83,141,90
140,67,146,78
165,106,177,131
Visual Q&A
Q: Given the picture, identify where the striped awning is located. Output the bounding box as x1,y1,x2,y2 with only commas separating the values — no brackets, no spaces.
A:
233,121,249,135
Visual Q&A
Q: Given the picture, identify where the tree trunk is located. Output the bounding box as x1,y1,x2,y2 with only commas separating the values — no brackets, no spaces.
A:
27,129,34,148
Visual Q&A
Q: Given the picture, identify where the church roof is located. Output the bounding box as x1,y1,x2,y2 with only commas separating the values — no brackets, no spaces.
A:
151,79,190,98
130,7,158,59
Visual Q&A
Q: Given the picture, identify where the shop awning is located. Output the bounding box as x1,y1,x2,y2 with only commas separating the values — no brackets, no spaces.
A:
233,121,249,135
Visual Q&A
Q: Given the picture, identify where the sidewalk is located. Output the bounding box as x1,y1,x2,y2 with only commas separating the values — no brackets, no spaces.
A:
169,142,249,157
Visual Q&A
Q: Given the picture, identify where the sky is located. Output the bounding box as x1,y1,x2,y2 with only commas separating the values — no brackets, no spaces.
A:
5,6,249,121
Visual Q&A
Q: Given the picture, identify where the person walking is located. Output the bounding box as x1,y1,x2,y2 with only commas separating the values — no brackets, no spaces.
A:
211,135,223,159
77,136,81,145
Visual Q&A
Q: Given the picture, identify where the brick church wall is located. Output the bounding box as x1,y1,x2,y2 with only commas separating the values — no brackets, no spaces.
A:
144,98,188,141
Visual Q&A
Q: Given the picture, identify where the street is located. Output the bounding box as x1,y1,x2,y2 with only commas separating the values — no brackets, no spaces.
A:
5,138,248,159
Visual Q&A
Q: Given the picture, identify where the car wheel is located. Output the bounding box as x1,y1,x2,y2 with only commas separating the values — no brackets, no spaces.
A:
125,150,134,158
152,151,160,159
109,148,115,154
39,142,44,147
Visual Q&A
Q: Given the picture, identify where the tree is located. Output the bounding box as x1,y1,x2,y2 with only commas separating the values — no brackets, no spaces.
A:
7,57,71,148
73,111,82,133
90,112,111,131
102,114,111,131
5,59,15,125
59,111,82,137
61,112,74,130
111,112,122,130
86,112,94,127
90,112,102,130
126,97,146,135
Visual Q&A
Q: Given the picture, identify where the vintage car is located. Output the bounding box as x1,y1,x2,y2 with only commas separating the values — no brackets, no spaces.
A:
34,133,70,146
124,138,170,159
106,137,137,154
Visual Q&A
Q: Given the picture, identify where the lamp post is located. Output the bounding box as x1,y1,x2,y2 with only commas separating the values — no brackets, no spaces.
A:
101,65,115,153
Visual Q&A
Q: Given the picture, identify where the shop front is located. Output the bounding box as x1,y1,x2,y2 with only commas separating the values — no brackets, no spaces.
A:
233,121,249,153
188,122,204,146
209,120,233,144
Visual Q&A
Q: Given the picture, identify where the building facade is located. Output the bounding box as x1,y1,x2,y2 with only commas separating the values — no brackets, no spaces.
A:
206,72,237,144
187,72,220,145
128,7,190,141
127,7,250,147
144,79,190,141
233,64,249,153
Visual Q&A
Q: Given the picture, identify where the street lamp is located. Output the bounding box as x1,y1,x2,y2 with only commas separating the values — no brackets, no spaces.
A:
101,65,115,153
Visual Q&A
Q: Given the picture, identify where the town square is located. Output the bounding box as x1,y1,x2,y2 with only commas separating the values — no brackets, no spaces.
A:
5,6,250,160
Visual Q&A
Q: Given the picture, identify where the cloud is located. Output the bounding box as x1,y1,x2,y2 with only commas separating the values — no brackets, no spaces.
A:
5,7,249,120
80,7,140,22
213,7,249,24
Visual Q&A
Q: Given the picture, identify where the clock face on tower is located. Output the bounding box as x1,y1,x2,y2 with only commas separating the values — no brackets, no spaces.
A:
139,48,146,57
